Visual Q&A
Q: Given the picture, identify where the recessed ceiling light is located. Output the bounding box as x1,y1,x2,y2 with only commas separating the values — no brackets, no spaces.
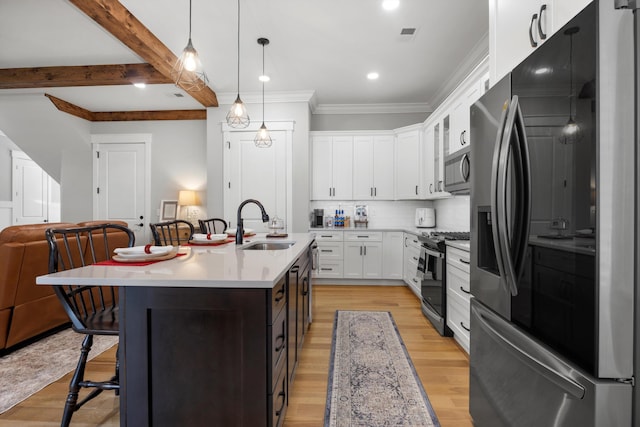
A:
259,74,270,82
133,82,146,89
367,72,379,80
382,0,399,11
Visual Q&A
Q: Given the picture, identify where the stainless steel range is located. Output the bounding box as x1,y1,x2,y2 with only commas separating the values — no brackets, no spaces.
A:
417,231,470,336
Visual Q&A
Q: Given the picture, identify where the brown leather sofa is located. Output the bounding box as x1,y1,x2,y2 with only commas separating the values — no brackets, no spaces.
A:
0,220,130,351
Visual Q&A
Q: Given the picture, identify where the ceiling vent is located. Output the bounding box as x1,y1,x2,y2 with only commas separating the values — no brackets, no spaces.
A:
400,28,416,36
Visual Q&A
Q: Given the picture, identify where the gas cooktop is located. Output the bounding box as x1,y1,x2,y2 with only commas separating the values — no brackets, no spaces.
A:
419,231,470,250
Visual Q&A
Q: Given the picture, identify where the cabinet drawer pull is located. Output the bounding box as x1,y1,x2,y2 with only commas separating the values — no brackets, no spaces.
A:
275,390,286,416
412,278,418,284
529,13,539,47
415,185,418,195
321,267,333,271
460,286,471,294
459,258,470,265
321,249,333,253
275,333,286,352
274,287,285,302
320,235,334,238
412,256,418,261
460,322,470,332
357,235,370,238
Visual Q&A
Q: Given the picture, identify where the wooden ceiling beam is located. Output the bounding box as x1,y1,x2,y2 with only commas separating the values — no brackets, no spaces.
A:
0,64,172,89
68,0,218,107
45,93,206,121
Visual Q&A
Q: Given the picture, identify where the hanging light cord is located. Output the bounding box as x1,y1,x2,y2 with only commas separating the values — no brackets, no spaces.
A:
188,0,193,40
261,41,265,122
237,0,241,94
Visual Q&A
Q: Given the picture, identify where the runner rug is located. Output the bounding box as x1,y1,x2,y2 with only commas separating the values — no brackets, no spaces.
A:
325,310,440,427
0,328,118,414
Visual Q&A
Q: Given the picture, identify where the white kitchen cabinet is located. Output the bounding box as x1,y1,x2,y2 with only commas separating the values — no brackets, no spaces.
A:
353,135,395,200
403,232,422,297
446,245,471,354
314,231,344,278
343,232,383,279
427,118,448,197
311,135,353,200
395,126,423,199
490,0,592,83
382,232,404,280
449,78,485,155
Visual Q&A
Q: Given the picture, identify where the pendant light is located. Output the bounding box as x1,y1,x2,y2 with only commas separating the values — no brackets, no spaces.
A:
172,0,208,91
254,38,272,148
562,26,580,144
226,0,250,128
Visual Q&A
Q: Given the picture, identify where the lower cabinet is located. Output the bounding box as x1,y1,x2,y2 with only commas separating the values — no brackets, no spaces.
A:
446,245,471,354
403,233,422,296
382,232,404,279
343,232,383,279
315,231,344,278
120,249,311,427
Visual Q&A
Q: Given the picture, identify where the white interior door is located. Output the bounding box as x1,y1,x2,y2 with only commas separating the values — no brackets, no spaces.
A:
11,150,60,225
224,131,287,232
93,138,149,244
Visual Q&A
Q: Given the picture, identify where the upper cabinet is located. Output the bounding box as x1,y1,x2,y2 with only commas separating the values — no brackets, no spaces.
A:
311,135,353,200
395,126,423,199
490,0,593,83
353,134,395,200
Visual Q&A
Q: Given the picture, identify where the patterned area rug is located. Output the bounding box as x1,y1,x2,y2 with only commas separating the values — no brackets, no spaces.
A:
325,311,440,427
0,328,118,413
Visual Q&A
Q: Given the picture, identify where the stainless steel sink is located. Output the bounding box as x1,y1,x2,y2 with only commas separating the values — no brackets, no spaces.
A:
242,242,295,250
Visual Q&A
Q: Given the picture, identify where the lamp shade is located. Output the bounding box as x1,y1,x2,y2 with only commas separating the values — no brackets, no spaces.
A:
178,190,197,206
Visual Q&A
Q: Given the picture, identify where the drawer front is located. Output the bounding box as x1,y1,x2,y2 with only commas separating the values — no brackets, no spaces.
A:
317,260,343,278
447,246,470,273
446,264,471,302
317,242,343,259
447,293,470,353
270,308,287,391
344,231,383,242
270,364,287,427
314,231,343,241
271,277,287,323
404,233,421,250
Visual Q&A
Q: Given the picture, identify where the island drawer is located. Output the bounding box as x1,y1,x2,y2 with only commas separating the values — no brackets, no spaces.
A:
268,310,287,384
270,277,287,323
270,364,287,427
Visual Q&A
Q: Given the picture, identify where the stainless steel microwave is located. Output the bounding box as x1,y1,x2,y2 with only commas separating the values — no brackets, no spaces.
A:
444,146,470,194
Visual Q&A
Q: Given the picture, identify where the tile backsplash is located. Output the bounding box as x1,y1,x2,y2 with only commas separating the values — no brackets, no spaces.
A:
309,195,470,230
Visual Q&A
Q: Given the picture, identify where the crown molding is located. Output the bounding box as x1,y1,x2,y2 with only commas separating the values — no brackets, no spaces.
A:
312,103,432,115
430,32,489,109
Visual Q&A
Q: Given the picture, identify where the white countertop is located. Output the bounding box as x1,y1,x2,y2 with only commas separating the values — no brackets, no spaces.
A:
308,226,441,236
36,233,315,289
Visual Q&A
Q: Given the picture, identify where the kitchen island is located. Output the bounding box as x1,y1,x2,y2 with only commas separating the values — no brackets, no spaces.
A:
37,233,316,427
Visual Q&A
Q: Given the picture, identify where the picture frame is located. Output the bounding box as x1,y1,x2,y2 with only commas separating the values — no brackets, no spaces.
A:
159,200,178,221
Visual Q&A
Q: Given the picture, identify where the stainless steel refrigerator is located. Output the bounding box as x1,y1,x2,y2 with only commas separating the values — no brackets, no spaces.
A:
469,2,636,425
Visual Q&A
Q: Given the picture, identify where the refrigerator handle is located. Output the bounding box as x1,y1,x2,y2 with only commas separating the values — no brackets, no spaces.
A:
512,99,532,279
472,302,586,400
490,99,510,294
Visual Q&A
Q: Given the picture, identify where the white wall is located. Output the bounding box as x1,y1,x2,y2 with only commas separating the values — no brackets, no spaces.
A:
433,196,470,231
90,120,208,223
207,100,310,232
309,200,434,229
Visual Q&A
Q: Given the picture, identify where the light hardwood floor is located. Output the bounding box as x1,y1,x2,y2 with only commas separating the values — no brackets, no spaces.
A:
0,285,472,426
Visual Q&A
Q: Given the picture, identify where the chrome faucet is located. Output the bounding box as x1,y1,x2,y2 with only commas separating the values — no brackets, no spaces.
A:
236,199,270,244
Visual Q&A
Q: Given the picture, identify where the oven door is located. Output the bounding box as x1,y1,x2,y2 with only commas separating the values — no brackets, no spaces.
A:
418,245,445,316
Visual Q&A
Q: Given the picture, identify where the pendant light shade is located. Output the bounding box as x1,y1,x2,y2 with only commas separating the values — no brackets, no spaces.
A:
254,37,272,148
562,26,580,144
172,0,208,91
226,0,250,128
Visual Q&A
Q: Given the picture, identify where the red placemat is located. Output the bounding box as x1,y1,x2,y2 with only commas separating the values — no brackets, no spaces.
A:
96,252,186,266
185,237,235,246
